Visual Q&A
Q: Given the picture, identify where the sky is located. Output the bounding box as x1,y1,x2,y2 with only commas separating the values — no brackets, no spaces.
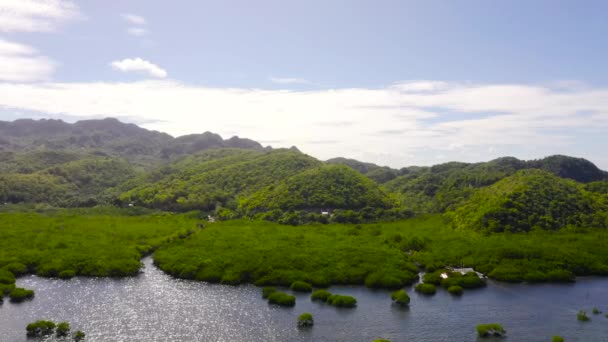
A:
1,0,608,169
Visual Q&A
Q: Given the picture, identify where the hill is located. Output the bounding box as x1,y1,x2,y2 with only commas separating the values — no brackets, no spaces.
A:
118,149,322,212
448,169,608,233
240,164,396,215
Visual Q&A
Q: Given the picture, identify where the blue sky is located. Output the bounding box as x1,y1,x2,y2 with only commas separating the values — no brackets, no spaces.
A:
1,0,608,168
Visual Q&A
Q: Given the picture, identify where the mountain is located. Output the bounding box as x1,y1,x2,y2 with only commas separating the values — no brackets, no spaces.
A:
0,118,266,166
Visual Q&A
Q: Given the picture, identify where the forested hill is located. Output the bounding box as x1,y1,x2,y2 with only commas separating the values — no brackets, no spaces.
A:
1,118,608,231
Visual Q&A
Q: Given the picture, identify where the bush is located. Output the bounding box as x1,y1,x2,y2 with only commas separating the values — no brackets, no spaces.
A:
0,269,15,284
290,281,312,292
26,320,56,337
390,290,410,305
546,269,575,282
373,340,391,342
422,271,443,285
552,336,565,342
74,330,86,341
262,287,276,299
448,285,463,295
311,289,332,301
297,312,314,327
577,310,590,321
267,292,296,306
476,323,506,337
56,321,70,337
415,283,436,295
58,270,76,279
10,287,35,302
327,294,357,307
441,272,485,289
592,307,602,314
4,262,28,276
0,283,16,296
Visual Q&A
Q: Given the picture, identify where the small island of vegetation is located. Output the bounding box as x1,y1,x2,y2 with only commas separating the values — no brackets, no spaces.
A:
476,323,506,337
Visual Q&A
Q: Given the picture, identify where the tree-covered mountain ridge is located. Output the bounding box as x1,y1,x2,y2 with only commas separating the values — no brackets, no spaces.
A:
1,118,607,231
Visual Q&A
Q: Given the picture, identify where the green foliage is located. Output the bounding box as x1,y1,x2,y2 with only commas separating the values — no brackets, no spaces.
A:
415,283,437,295
58,269,76,279
262,287,276,299
0,210,197,278
290,281,313,292
592,307,602,314
9,287,34,302
56,321,70,337
311,289,332,301
327,294,357,307
552,336,565,342
372,340,391,342
267,292,296,306
390,289,410,305
240,164,395,215
476,323,506,337
298,313,313,322
26,320,56,337
577,311,590,321
154,219,419,288
449,170,608,233
121,149,321,212
0,269,16,284
74,330,86,341
448,285,463,295
441,272,486,289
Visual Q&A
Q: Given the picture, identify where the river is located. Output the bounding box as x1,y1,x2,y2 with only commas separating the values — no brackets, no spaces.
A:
1,257,607,342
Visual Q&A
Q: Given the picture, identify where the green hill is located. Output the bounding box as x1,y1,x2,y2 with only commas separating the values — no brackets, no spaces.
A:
449,169,608,233
240,164,396,214
118,149,321,212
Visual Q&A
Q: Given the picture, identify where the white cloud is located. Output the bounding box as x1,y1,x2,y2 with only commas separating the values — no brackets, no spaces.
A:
0,0,81,32
127,27,148,36
110,58,167,78
269,77,312,85
0,80,607,168
0,39,54,82
121,13,146,25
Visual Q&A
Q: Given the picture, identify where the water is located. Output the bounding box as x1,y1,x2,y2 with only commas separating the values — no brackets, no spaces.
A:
1,258,607,342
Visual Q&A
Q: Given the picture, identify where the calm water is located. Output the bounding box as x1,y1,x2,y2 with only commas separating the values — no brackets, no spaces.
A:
1,258,607,342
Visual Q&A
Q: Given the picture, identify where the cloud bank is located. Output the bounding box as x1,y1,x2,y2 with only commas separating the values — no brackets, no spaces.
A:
0,79,607,168
0,0,81,32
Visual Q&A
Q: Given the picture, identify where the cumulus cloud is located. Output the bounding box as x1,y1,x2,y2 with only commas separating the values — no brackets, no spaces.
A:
110,58,167,78
0,0,81,32
0,39,54,82
269,77,313,85
121,13,146,25
0,80,607,167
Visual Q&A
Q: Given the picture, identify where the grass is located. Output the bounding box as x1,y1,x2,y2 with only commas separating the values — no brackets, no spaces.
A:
267,292,296,306
476,323,506,337
0,210,197,278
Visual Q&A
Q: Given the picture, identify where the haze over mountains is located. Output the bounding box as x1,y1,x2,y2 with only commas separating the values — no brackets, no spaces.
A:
1,118,607,231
